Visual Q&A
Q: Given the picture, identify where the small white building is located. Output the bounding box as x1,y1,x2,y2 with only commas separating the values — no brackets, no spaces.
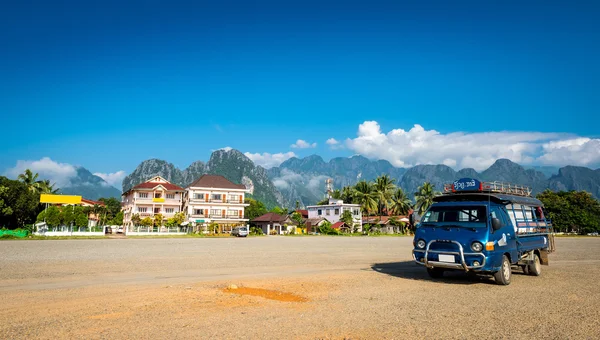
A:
306,198,362,231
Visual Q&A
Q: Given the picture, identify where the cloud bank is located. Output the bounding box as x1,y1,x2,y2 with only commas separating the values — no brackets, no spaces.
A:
4,157,78,188
94,170,127,188
344,121,600,171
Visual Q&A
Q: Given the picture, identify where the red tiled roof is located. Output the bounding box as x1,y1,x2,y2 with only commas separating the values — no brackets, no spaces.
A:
132,182,184,191
188,174,246,190
295,210,308,218
331,221,348,229
81,198,105,206
251,212,287,223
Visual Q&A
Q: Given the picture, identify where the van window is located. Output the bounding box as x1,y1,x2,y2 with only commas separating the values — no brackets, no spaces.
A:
490,206,507,228
422,206,486,224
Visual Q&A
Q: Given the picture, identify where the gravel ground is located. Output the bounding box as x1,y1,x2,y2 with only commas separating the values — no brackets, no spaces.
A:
1,237,599,339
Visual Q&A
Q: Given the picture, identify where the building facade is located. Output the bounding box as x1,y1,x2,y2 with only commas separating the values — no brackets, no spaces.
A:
184,175,250,233
121,176,185,228
306,198,362,231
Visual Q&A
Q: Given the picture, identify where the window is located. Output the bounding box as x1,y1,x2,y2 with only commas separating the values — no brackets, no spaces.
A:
334,208,340,215
317,209,322,216
230,194,238,202
210,209,221,216
353,209,360,216
212,194,222,201
165,208,174,214
194,193,204,200
228,210,237,216
138,193,148,198
154,208,160,214
166,194,175,199
326,209,330,215
154,192,162,198
138,207,147,213
422,206,487,225
194,209,204,215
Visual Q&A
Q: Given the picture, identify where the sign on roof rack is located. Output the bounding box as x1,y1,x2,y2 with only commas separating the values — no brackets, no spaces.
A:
443,178,533,197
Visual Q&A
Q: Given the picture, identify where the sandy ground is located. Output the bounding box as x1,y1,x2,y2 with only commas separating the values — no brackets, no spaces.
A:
1,237,599,339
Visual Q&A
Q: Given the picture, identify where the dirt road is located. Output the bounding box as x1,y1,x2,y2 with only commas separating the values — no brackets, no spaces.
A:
1,237,599,339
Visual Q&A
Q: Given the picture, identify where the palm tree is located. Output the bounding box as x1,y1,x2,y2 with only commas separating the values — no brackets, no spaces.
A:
39,180,59,194
330,189,342,200
353,180,378,215
374,175,396,215
390,188,413,215
18,169,41,193
341,186,354,203
415,182,440,215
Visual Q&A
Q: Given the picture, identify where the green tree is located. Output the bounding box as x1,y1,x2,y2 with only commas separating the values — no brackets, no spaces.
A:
172,212,185,225
131,213,141,226
390,188,413,215
353,180,378,215
0,177,40,228
17,169,41,193
74,206,89,227
154,213,164,227
291,211,305,234
374,175,396,215
415,182,440,215
340,209,353,226
111,211,124,226
45,206,61,227
341,186,354,203
0,186,13,217
140,217,153,227
270,206,288,215
245,198,268,221
99,197,122,221
537,190,600,234
61,206,75,226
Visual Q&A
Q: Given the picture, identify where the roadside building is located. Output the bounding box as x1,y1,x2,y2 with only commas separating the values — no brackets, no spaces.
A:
121,176,185,228
184,175,250,233
306,198,362,232
251,212,297,235
362,215,408,234
331,221,351,232
80,198,105,227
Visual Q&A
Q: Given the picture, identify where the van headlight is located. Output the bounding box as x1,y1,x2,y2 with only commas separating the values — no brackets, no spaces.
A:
471,241,483,252
417,239,426,249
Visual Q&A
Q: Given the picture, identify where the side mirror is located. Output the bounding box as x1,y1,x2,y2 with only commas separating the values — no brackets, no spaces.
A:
491,218,502,231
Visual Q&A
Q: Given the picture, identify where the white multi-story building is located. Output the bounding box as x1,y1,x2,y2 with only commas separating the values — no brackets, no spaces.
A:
184,174,250,233
121,176,185,228
306,198,362,230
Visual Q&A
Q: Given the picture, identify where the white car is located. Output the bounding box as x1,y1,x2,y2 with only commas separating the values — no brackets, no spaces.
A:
232,226,249,237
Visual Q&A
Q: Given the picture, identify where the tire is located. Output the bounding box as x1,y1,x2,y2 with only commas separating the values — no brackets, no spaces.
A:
494,255,512,285
527,253,542,276
522,265,530,275
427,268,444,279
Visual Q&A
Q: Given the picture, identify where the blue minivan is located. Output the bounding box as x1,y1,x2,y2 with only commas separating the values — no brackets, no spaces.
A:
412,178,555,285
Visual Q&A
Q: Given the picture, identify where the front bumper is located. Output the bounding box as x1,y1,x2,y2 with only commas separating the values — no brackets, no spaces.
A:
413,240,486,272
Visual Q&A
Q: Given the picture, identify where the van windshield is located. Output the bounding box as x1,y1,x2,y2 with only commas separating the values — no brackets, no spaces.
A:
422,205,487,224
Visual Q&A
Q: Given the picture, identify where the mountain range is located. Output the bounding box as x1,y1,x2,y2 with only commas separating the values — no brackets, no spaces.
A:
58,167,122,200
116,149,600,209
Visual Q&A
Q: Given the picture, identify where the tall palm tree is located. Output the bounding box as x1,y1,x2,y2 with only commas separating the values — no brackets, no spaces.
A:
330,189,342,199
353,180,378,215
341,186,354,203
390,188,413,215
39,180,59,194
414,182,440,215
18,169,40,193
374,175,396,215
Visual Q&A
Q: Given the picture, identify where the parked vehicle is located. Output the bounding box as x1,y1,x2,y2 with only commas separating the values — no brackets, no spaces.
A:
232,226,249,237
104,226,112,234
412,178,555,285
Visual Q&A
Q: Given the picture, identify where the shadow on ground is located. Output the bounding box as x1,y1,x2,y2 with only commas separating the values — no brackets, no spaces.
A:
371,261,498,285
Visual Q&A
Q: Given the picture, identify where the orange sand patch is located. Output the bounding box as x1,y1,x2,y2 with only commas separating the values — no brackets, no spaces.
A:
223,287,308,302
88,311,132,320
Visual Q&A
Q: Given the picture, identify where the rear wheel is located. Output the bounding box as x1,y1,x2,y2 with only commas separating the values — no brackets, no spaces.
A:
427,268,444,279
527,253,542,276
494,255,512,285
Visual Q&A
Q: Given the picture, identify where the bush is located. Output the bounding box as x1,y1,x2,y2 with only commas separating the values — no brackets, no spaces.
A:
250,226,263,235
318,223,339,235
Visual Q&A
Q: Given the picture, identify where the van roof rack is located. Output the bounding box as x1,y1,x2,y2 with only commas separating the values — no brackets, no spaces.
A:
443,178,532,197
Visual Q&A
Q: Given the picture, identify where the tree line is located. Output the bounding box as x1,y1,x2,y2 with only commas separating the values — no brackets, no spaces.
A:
0,169,123,230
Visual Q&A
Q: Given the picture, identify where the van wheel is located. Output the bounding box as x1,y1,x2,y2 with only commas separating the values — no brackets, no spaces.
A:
494,255,512,285
522,265,530,275
427,268,444,279
527,253,541,276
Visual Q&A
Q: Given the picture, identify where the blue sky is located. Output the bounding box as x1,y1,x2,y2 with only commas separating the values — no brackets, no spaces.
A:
1,0,599,187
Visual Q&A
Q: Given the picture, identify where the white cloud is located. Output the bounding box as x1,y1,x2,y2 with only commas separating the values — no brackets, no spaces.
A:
272,168,304,189
94,170,127,188
326,138,344,150
244,151,297,169
290,139,317,149
344,121,600,171
538,138,600,166
272,168,329,193
4,157,77,188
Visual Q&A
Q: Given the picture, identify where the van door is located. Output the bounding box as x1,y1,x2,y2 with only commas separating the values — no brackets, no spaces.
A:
490,205,518,265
